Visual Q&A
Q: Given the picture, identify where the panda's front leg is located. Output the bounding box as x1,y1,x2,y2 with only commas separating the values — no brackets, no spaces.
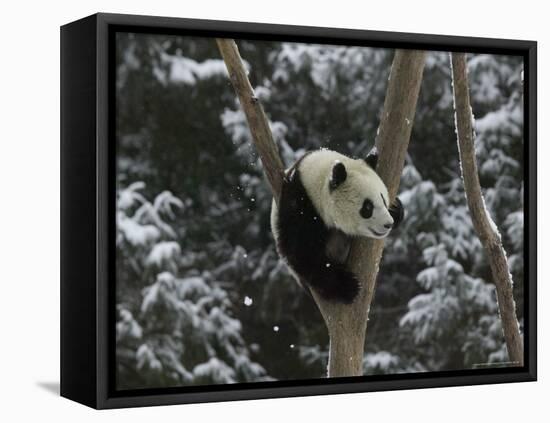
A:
325,229,351,265
389,197,405,229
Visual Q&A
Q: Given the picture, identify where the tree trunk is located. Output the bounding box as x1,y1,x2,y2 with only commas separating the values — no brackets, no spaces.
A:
315,50,427,376
216,39,426,376
450,52,524,366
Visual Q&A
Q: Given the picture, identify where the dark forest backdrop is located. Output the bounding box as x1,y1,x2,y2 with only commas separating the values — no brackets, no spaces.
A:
114,33,524,389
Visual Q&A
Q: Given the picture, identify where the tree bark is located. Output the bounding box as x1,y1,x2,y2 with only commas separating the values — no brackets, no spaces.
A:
216,39,426,376
450,52,523,366
315,50,427,377
216,39,285,205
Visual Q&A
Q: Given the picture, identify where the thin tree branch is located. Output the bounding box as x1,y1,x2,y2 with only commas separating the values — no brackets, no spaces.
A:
216,39,285,205
451,52,523,366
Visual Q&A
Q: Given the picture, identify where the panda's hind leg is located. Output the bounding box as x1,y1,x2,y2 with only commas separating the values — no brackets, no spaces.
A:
304,262,360,304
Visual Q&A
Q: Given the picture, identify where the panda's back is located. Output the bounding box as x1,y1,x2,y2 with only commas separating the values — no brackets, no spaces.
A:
270,150,333,246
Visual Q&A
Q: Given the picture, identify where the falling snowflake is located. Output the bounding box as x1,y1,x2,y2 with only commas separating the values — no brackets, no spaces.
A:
273,326,279,332
244,296,253,306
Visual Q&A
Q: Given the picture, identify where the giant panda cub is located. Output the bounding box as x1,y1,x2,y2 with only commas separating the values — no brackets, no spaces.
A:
270,148,404,304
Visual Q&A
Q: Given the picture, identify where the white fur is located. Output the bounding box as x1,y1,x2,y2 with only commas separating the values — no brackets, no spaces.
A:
296,149,393,239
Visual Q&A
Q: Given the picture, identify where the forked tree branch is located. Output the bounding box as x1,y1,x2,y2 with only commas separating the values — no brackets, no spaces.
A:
450,52,523,366
217,38,426,376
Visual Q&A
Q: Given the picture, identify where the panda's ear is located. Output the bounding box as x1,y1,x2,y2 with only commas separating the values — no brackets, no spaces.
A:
365,147,378,170
329,161,347,191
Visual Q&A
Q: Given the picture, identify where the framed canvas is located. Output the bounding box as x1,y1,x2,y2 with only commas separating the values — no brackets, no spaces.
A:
60,12,537,409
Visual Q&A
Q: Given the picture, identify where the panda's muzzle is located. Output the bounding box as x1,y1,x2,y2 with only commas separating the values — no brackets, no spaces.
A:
369,227,390,237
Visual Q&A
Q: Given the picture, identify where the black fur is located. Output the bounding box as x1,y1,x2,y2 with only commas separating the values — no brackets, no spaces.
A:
325,229,352,264
275,167,359,304
365,147,378,169
360,198,374,219
389,197,404,228
329,161,347,191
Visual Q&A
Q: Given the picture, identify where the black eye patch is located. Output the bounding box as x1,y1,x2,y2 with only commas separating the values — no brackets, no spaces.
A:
360,199,374,219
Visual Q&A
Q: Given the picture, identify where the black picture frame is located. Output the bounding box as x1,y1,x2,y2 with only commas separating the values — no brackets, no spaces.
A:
60,12,537,409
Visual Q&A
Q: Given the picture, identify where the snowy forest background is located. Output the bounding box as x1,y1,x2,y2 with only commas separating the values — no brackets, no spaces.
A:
115,32,524,390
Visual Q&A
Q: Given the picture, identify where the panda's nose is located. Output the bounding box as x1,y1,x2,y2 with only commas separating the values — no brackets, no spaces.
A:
383,223,393,229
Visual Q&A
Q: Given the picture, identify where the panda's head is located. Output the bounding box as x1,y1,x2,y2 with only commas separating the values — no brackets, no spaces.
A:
325,151,400,239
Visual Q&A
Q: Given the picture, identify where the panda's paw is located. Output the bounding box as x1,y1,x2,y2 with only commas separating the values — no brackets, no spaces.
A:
389,197,405,229
317,271,360,304
336,275,361,304
307,265,361,304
